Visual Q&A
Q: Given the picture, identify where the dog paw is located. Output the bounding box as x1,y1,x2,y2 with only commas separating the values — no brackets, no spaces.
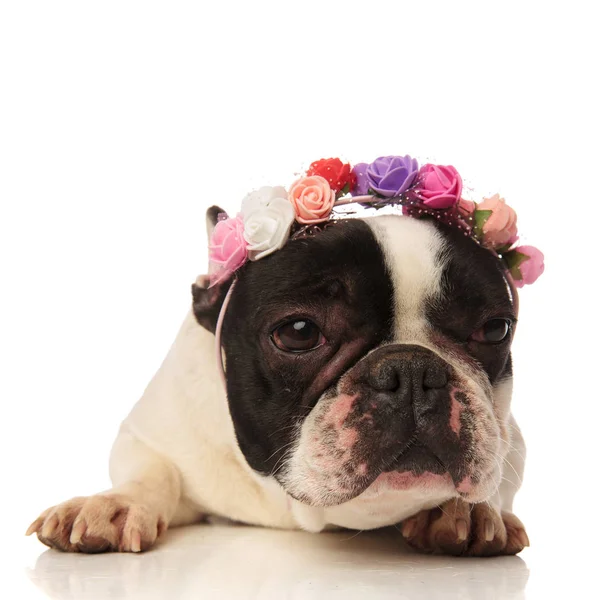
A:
400,498,529,557
26,495,166,553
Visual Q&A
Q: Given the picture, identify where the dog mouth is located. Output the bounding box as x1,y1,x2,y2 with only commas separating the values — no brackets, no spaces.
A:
354,435,451,493
282,436,468,507
385,436,447,474
360,439,470,498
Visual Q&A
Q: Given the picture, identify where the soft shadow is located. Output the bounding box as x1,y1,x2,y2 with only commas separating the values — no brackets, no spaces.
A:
28,524,529,600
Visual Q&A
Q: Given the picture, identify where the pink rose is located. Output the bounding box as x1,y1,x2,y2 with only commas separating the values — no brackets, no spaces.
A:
508,245,545,288
288,175,336,224
476,194,518,249
208,215,248,286
412,164,463,209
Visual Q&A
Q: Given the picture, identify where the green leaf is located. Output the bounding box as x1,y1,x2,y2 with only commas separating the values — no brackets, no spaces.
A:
503,250,530,282
472,210,492,240
338,182,351,197
503,250,529,270
496,243,514,255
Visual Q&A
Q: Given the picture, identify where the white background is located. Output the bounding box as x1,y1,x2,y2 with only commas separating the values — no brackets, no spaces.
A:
1,1,598,598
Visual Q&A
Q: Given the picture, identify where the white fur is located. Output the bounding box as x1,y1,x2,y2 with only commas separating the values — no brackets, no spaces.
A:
367,215,447,342
115,311,296,529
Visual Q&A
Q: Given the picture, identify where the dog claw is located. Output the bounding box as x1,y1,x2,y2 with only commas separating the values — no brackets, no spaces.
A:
455,519,468,542
26,518,43,537
517,529,530,547
402,520,415,538
41,515,59,538
484,518,495,541
70,520,87,544
130,530,141,553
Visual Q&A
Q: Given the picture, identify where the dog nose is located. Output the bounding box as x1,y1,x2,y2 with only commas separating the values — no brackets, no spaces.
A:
366,345,449,393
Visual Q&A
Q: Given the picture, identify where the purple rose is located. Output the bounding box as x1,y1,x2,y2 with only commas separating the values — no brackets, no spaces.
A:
352,155,419,198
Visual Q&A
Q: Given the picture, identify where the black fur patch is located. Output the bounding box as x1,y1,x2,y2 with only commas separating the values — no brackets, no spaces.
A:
427,221,515,385
220,219,394,474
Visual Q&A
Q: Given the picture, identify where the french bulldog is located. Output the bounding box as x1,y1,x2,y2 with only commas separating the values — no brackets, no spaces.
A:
27,208,529,556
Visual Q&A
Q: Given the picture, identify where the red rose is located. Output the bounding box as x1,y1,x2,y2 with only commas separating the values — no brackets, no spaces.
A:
307,158,356,194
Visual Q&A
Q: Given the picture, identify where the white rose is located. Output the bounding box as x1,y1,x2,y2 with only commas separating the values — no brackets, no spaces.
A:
241,186,295,261
240,186,288,215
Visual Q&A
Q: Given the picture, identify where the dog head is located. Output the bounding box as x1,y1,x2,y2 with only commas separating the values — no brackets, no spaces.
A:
193,209,516,507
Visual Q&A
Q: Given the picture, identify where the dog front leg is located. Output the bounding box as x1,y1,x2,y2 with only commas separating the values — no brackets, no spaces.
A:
27,424,200,553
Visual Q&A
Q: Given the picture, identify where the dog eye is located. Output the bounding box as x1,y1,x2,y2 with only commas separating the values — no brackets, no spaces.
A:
471,318,512,344
271,320,325,353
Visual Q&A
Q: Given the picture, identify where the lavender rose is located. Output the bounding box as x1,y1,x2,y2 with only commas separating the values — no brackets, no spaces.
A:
352,155,419,198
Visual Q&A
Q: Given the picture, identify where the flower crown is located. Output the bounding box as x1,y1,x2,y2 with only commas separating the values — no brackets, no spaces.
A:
208,156,545,289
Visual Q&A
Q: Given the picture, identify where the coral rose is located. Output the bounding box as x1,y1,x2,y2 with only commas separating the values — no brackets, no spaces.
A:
288,175,336,224
476,194,518,248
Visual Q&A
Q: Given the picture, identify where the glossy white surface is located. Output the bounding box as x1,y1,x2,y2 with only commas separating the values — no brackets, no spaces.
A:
8,521,595,600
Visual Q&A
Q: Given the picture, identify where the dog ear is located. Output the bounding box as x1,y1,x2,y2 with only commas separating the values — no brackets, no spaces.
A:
206,205,227,238
192,205,231,333
191,275,231,333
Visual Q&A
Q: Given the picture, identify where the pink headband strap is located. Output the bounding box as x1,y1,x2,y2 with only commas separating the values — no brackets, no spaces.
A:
214,278,237,390
505,271,520,338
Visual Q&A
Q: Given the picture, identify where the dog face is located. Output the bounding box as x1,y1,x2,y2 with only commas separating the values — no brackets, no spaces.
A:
194,214,516,508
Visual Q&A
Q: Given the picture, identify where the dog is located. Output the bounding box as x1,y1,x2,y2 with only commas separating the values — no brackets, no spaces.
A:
27,207,529,556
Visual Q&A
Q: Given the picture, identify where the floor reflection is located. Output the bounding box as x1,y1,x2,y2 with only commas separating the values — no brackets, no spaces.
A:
28,524,529,600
